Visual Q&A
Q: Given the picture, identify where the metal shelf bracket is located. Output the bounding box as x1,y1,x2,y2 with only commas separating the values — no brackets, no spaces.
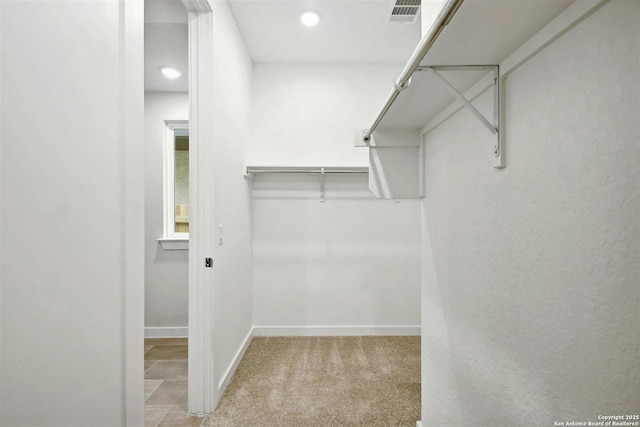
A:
320,167,326,203
419,65,505,168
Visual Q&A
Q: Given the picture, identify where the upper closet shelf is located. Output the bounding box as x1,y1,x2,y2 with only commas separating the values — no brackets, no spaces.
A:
360,0,576,168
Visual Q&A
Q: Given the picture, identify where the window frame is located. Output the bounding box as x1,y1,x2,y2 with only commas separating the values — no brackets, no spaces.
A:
162,120,189,242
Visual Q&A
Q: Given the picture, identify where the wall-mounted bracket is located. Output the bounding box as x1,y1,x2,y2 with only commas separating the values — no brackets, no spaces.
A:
362,129,371,145
319,167,326,203
418,65,505,168
393,76,412,92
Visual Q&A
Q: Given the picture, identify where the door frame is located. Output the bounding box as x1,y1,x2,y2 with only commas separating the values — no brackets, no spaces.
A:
182,0,216,416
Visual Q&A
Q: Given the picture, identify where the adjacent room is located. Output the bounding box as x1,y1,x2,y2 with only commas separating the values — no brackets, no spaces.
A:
143,0,191,424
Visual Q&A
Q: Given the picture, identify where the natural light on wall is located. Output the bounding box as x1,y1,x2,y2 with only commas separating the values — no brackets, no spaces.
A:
173,129,190,234
421,0,448,37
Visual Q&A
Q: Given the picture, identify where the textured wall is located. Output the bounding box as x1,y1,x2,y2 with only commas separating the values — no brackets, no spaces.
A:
252,174,420,329
144,92,189,330
421,1,639,425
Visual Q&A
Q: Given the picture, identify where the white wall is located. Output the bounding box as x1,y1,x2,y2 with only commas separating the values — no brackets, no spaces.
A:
250,64,421,333
144,92,189,333
250,64,401,167
420,1,639,425
0,1,144,425
252,174,420,332
209,0,254,393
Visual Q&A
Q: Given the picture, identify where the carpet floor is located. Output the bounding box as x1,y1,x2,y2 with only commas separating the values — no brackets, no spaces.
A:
202,336,420,427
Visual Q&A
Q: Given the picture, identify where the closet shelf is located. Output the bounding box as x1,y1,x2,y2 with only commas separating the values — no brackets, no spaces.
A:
360,0,580,170
245,166,369,203
245,166,368,175
355,0,589,199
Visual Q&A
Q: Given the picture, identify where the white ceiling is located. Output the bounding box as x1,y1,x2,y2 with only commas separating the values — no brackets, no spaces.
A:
227,0,422,64
143,0,575,114
143,0,422,91
144,0,188,92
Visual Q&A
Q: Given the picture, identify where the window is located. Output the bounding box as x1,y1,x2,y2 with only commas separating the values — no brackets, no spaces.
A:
162,121,189,246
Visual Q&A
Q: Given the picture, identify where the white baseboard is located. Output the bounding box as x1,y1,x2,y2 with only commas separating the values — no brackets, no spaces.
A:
217,327,255,394
417,422,424,427
253,325,420,337
144,326,188,338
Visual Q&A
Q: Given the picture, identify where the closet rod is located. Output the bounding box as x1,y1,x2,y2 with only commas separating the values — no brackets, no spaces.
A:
361,0,464,143
246,166,369,174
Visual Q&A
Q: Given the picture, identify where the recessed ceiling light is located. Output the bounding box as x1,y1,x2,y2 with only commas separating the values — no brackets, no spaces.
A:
300,12,319,27
160,67,182,79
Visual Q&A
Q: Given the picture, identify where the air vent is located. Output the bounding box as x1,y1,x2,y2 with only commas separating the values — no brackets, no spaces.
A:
388,0,421,23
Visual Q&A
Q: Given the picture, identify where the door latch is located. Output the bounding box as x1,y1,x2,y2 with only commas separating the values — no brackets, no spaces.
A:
205,258,213,268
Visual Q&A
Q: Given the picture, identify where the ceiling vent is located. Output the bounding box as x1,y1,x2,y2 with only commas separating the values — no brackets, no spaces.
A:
388,0,421,23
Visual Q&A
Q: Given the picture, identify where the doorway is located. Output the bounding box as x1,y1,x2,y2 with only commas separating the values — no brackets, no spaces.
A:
142,0,216,421
143,0,190,423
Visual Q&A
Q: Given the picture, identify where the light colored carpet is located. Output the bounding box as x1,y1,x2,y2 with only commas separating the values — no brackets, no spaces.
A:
202,336,420,427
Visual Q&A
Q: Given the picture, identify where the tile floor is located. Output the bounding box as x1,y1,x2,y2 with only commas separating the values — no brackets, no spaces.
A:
144,338,201,427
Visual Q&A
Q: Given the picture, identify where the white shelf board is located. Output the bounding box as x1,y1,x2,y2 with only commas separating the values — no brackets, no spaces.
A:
378,0,574,130
246,166,368,174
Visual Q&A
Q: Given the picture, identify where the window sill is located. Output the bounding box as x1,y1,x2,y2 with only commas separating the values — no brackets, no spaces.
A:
157,237,189,251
